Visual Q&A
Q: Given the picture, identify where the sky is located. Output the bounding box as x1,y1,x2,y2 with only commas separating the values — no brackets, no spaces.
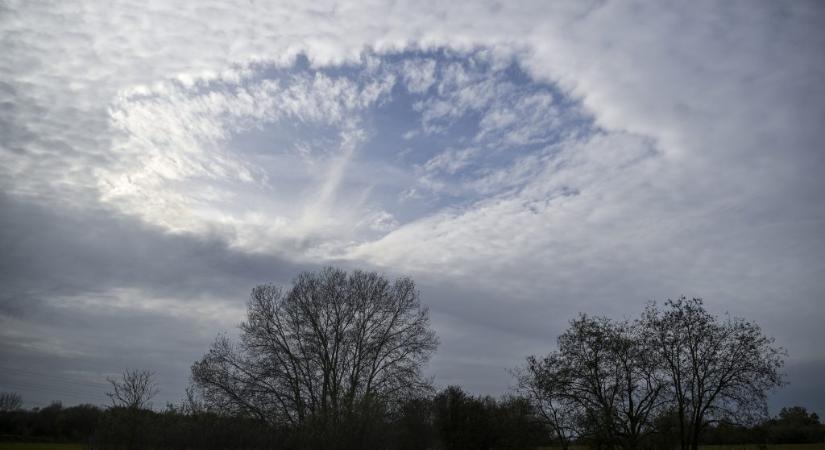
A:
1,0,824,416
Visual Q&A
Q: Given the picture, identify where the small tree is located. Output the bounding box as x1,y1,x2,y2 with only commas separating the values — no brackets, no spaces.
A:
106,369,159,410
432,386,496,450
642,297,785,450
0,391,23,411
776,406,820,426
766,406,825,443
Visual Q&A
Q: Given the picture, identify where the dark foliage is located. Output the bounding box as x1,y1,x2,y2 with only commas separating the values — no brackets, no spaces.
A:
763,407,825,444
431,386,550,450
90,407,288,450
0,402,101,443
1,394,821,449
0,389,553,449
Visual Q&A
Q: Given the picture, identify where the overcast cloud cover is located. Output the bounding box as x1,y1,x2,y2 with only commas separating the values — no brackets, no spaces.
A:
1,0,824,414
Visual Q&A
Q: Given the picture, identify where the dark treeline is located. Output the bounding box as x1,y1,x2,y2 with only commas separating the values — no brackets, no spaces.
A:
0,267,817,450
1,395,822,449
1,396,823,449
0,387,548,449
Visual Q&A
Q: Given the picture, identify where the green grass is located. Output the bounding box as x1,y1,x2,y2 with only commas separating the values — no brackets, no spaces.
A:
536,446,825,450
700,445,825,450
0,444,86,450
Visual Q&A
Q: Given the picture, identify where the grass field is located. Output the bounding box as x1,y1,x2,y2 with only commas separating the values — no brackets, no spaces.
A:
699,446,825,450
535,446,825,450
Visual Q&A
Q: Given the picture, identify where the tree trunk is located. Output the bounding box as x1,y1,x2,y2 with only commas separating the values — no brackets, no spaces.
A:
678,408,687,450
690,423,701,450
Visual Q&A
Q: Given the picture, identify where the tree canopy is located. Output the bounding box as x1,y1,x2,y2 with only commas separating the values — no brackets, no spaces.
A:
191,267,439,447
519,298,785,450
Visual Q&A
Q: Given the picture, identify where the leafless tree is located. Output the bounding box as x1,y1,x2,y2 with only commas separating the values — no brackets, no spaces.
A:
515,353,580,450
106,369,159,410
642,297,785,450
520,315,665,450
177,384,208,415
191,267,439,445
610,320,668,450
0,392,23,411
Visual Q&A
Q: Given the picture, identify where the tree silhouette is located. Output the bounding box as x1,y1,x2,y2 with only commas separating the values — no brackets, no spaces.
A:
191,267,438,448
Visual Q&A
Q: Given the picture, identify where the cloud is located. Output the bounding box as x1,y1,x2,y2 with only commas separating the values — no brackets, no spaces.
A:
422,147,479,175
402,58,437,94
1,0,823,415
97,66,404,257
0,192,318,406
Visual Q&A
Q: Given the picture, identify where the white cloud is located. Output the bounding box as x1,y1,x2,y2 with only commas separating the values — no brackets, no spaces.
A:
1,0,823,403
93,68,402,256
349,132,660,288
402,58,437,93
422,147,479,175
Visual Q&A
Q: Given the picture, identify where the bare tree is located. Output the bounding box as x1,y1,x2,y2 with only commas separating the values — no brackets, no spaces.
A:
177,384,208,415
519,315,665,450
642,297,785,450
0,392,23,411
191,267,439,446
516,354,580,450
106,369,159,410
610,320,667,450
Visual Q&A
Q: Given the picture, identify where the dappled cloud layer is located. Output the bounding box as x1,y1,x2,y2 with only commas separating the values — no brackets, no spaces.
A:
0,0,823,411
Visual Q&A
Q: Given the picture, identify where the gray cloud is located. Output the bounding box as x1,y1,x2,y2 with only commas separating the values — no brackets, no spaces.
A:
1,0,823,417
0,195,308,302
0,193,314,406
